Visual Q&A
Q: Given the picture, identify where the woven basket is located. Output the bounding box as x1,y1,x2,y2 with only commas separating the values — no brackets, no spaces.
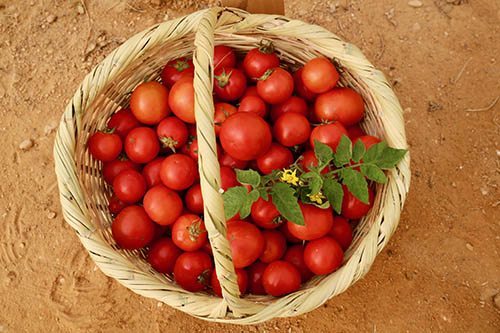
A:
54,7,410,324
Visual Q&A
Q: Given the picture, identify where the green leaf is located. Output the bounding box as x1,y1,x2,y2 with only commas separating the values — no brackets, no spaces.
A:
300,171,316,179
309,174,323,194
352,139,366,163
235,169,261,187
313,140,334,165
376,147,407,169
270,183,304,225
360,164,387,183
240,189,260,219
222,186,248,220
333,135,352,167
322,178,343,214
340,168,369,204
363,141,387,164
258,187,269,200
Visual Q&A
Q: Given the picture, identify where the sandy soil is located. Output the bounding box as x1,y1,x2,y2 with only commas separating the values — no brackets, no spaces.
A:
0,0,499,332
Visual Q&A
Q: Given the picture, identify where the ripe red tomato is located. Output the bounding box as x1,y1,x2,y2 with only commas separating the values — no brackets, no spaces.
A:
220,112,272,161
293,67,317,101
238,95,268,118
283,244,314,282
108,194,126,215
173,251,213,292
156,116,188,152
270,96,308,122
107,108,140,139
273,112,311,147
202,241,213,256
220,166,239,191
88,131,122,162
219,152,248,169
247,261,268,295
214,68,247,101
341,185,374,219
347,124,365,141
260,231,287,263
142,157,164,188
147,238,181,274
181,137,199,160
211,268,248,297
226,221,265,268
130,81,170,125
242,86,259,98
172,214,207,252
304,236,343,275
309,122,348,151
143,184,183,225
314,88,365,126
161,58,194,87
358,135,381,150
214,102,237,136
112,205,155,249
256,143,293,174
262,261,301,296
185,183,204,214
169,77,195,124
102,158,140,184
302,57,339,94
280,223,302,243
213,45,236,70
124,127,160,164
251,197,282,229
113,169,147,204
257,68,294,105
329,216,353,251
242,47,280,80
151,223,168,243
299,150,329,174
160,154,197,190
286,203,334,240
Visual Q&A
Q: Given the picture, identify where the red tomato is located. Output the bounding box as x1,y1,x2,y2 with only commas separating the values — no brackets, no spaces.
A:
142,157,164,188
130,81,170,125
256,143,293,174
107,108,140,139
143,185,183,225
341,185,374,219
185,183,204,214
293,67,317,101
273,112,311,147
347,124,365,141
242,86,259,98
304,236,343,275
219,152,248,169
262,261,301,296
238,95,268,118
358,135,381,150
169,77,195,124
202,241,213,256
251,197,282,229
257,68,294,105
160,154,197,191
329,216,353,251
173,251,213,292
314,88,365,126
220,166,239,191
151,223,168,243
211,268,248,297
309,122,348,151
286,203,334,240
220,112,272,161
112,206,155,249
88,131,122,162
147,238,181,274
280,223,302,243
302,57,339,94
299,150,329,174
172,214,207,252
283,244,314,282
181,137,199,160
260,231,287,263
124,127,160,164
108,194,126,215
156,116,188,152
242,46,280,80
270,96,308,122
102,158,140,184
113,169,147,204
161,58,194,87
226,221,265,268
214,102,238,136
247,261,268,295
213,45,236,71
214,68,247,101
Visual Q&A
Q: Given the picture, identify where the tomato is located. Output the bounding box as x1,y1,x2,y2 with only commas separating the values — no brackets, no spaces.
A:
329,216,353,251
358,135,381,150
181,137,199,160
220,166,239,191
202,241,213,256
211,268,248,297
241,86,259,98
171,214,207,252
280,223,302,243
124,127,160,164
169,77,195,124
108,194,126,215
270,96,308,122
304,236,343,275
130,81,170,125
107,108,140,139
293,67,317,101
142,157,164,188
151,223,168,243
273,112,311,147
88,131,122,162
238,95,268,118
259,230,287,263
309,122,348,151
185,183,204,214
302,57,339,94
347,124,365,141
113,169,147,204
147,238,181,274
143,184,183,225
262,261,301,296
102,158,140,184
220,112,272,161
213,45,236,70
242,46,280,80
226,221,265,268
251,197,282,229
214,102,237,136
247,261,268,295
112,206,155,249
219,152,248,169
299,150,329,174
161,58,194,87
214,68,247,101
257,68,294,105
160,154,197,191
341,185,374,219
314,88,364,126
286,203,334,240
173,251,213,292
156,116,188,152
283,244,314,282
256,143,293,174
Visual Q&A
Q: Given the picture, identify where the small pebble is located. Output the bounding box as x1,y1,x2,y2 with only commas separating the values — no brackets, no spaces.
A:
408,0,423,7
465,243,473,251
46,14,57,24
44,123,57,136
496,150,500,157
157,302,163,307
76,4,85,15
480,187,489,196
19,139,34,150
47,211,57,219
412,22,421,31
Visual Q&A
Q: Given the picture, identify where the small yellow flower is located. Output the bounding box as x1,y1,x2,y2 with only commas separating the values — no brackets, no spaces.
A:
308,192,326,204
280,169,299,186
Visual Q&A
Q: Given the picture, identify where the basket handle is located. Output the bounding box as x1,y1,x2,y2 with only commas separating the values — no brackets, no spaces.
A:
220,0,284,15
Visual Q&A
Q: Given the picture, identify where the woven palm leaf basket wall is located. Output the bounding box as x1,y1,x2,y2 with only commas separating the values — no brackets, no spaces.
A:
53,7,410,324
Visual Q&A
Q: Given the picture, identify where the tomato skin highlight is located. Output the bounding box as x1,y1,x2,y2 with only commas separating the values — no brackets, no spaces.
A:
173,251,213,292
302,57,339,94
304,236,344,275
256,143,294,175
143,184,183,226
112,205,155,250
124,127,160,164
262,261,301,296
147,238,182,274
130,81,170,125
226,221,265,268
286,203,334,240
314,88,365,126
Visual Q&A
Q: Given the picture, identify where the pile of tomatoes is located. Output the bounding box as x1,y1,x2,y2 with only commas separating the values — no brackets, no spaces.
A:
88,43,380,297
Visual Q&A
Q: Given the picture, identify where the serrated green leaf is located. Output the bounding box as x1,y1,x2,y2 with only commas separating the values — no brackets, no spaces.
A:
360,164,387,183
309,174,323,194
313,140,334,165
333,135,352,167
363,141,387,164
340,168,369,204
376,147,407,169
271,183,304,225
258,187,269,200
322,178,343,214
240,189,260,219
222,186,248,220
352,139,366,163
235,169,261,187
300,171,316,180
